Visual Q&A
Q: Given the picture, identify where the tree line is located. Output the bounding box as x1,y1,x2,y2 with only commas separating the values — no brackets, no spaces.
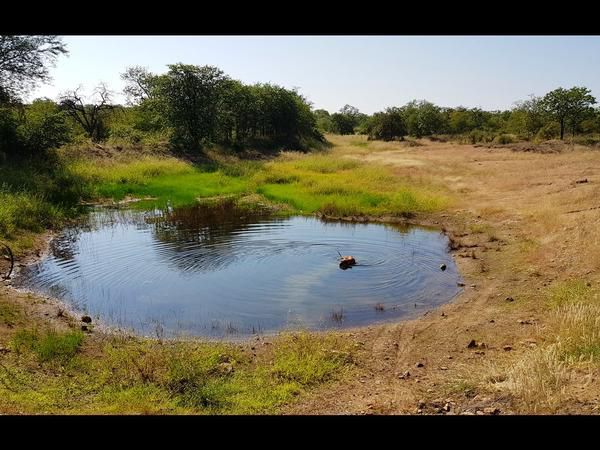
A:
2,35,600,163
317,88,599,143
0,36,323,161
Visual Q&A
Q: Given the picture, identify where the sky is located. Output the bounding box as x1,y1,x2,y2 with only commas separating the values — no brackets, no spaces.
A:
30,36,600,114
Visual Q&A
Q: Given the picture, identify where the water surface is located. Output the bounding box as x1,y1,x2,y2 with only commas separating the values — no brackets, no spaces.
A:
18,203,462,337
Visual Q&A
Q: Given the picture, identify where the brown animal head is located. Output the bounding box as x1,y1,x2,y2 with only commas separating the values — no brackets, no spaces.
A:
339,256,356,269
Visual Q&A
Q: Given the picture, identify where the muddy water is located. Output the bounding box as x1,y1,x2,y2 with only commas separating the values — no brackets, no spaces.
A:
17,202,462,337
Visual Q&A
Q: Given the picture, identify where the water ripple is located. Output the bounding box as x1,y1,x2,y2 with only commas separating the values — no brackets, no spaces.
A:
16,204,462,337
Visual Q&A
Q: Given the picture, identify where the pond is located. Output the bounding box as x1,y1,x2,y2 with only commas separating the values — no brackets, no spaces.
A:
17,201,462,338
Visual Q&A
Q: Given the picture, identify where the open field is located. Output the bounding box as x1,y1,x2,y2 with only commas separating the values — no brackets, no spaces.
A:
2,134,600,414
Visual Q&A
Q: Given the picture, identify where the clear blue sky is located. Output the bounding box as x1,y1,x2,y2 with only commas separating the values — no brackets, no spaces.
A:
30,36,600,114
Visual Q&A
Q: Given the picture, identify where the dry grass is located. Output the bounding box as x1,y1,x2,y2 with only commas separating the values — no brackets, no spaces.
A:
485,281,600,412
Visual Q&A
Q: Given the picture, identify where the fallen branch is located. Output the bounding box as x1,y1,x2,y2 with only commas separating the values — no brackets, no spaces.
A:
564,205,600,215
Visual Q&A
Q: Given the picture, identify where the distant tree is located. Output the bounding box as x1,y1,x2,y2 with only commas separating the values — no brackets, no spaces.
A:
17,98,70,156
152,64,229,151
331,112,355,135
365,107,406,141
339,104,360,117
580,108,600,134
331,104,363,135
510,95,545,138
59,84,114,142
541,87,596,139
313,109,333,132
121,66,157,105
402,100,446,137
0,36,67,102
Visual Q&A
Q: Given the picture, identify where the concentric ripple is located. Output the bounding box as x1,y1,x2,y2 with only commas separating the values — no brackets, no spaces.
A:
17,205,462,337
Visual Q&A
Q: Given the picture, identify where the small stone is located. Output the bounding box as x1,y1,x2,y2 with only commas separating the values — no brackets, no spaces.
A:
503,345,513,351
440,264,447,271
439,366,449,371
81,325,89,332
505,296,514,302
467,339,477,349
399,370,411,379
443,403,451,412
489,319,495,323
81,315,92,323
483,407,500,415
416,362,425,368
476,410,485,415
441,312,447,317
457,282,466,287
470,284,477,288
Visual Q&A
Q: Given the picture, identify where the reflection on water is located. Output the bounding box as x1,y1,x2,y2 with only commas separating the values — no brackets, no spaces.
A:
18,201,462,338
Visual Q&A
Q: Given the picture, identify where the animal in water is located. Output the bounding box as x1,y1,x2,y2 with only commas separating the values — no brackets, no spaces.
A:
339,256,356,270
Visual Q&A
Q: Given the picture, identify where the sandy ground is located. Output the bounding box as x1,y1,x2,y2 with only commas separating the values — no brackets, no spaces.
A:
283,137,600,414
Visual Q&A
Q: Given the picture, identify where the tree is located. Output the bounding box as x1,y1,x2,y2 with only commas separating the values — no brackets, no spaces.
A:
541,87,596,139
402,100,446,137
59,84,114,142
17,98,70,156
313,109,333,133
153,64,229,151
121,66,157,106
340,104,360,117
365,107,406,141
0,36,67,101
331,113,355,134
330,104,363,135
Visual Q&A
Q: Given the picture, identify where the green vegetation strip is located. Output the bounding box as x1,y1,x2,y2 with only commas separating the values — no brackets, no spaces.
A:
0,326,353,414
0,149,449,252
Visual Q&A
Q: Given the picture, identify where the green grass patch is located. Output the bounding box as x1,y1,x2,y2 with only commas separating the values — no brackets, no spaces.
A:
1,138,451,253
548,280,595,308
254,155,447,216
12,329,84,364
0,187,64,238
0,330,354,415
